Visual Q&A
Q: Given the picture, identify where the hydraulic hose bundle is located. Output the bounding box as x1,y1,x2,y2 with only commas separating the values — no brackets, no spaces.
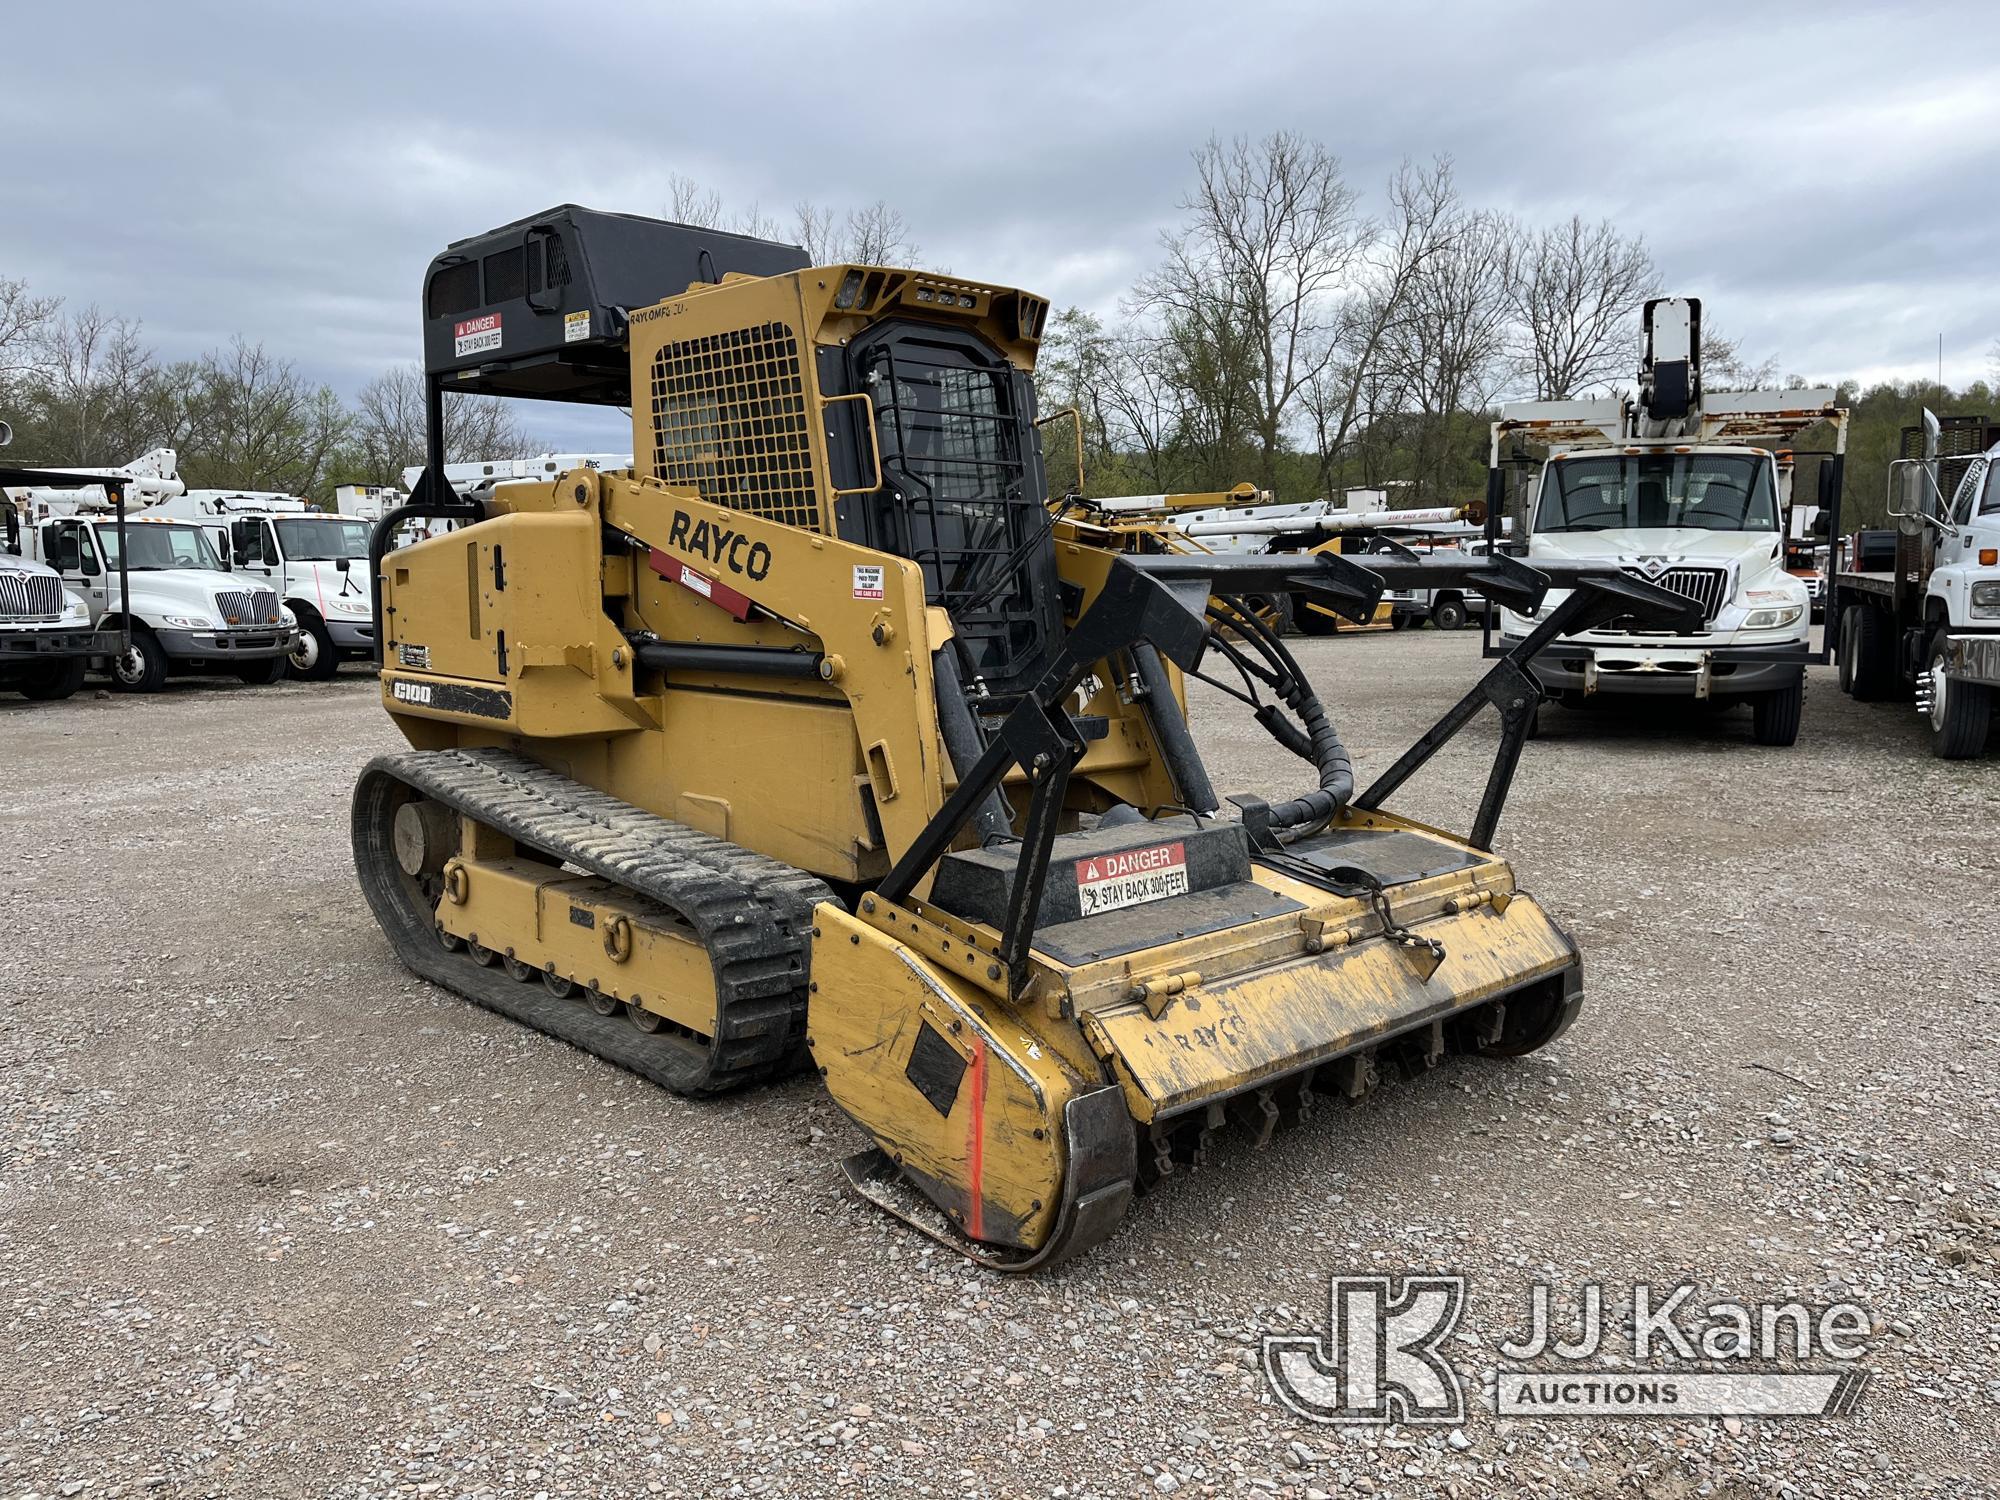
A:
1203,596,1352,837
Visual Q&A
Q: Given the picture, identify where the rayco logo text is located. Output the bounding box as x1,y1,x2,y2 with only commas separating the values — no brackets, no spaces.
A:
666,510,773,582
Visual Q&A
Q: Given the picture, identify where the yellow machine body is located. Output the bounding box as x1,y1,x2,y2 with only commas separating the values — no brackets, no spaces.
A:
355,213,1589,1267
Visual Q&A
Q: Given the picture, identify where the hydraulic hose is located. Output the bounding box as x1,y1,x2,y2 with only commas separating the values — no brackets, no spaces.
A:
1214,596,1353,832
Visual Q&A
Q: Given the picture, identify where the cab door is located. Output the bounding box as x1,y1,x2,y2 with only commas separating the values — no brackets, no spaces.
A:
39,521,105,623
76,525,111,619
1938,458,1987,622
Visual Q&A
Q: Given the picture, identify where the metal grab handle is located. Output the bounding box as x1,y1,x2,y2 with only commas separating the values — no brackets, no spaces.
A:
821,391,886,497
1035,406,1086,496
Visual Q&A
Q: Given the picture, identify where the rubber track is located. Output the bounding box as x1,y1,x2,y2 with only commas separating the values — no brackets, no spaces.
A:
353,747,835,1095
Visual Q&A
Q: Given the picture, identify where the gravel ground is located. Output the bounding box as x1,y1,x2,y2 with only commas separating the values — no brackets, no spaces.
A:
1,636,1995,1500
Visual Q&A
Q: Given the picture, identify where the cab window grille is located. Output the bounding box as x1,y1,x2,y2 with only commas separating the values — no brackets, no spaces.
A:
426,261,480,318
649,323,819,530
857,333,1048,691
483,248,527,304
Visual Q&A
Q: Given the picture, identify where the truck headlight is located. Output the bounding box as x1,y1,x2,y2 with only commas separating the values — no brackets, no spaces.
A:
1972,580,2000,615
1742,605,1804,630
63,597,88,620
162,613,215,629
328,597,371,616
280,607,298,627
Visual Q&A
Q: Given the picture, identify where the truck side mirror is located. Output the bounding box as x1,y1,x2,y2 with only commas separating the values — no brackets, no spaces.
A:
1816,463,1836,512
336,557,350,573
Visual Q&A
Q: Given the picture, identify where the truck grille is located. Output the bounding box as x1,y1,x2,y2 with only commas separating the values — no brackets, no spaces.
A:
215,589,280,625
0,572,65,621
1621,565,1728,621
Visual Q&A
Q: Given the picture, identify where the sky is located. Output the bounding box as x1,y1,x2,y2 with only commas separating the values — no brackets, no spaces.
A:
6,0,1998,456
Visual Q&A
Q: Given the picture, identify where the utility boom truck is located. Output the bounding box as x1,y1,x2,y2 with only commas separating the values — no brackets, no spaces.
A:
1833,411,2000,758
0,421,103,701
151,490,375,678
1487,297,1845,747
15,453,296,690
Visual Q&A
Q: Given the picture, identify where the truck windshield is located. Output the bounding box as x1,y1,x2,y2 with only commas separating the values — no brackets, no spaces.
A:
274,517,371,561
96,523,227,571
1537,453,1777,532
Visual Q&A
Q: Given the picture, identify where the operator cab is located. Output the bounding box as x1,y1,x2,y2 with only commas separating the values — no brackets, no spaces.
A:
414,205,1064,698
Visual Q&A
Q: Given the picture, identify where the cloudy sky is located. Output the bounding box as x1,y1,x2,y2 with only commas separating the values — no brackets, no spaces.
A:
7,1,1997,453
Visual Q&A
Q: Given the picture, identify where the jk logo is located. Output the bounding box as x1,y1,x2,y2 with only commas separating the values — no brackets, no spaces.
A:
1263,1276,1467,1425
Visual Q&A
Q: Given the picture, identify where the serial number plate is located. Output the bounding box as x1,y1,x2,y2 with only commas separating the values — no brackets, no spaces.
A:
1074,840,1189,916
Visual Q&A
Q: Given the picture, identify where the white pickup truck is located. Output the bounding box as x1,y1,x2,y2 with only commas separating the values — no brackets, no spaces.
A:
1489,298,1841,748
152,491,374,679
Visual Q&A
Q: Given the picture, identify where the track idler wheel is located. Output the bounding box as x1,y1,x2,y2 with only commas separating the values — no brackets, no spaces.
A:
626,1001,667,1034
542,970,575,999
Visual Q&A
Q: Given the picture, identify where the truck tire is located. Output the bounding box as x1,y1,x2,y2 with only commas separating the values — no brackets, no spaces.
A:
1923,639,1992,760
236,655,289,686
17,656,87,701
287,612,340,681
1840,604,1897,701
1751,677,1804,747
1431,597,1467,631
108,628,170,694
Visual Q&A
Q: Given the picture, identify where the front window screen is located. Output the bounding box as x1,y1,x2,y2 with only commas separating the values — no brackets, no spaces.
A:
274,517,371,561
97,523,226,571
1536,453,1778,533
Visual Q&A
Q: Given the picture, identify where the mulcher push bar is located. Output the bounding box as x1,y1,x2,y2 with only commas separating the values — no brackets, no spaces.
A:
881,553,1695,998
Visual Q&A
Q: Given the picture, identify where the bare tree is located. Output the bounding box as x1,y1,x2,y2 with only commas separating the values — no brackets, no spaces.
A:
793,202,840,262
794,200,920,264
352,363,542,483
21,305,160,461
845,201,917,264
1701,325,1779,393
1136,132,1372,490
666,173,727,229
173,339,352,494
0,275,61,374
1299,158,1465,496
1506,216,1661,399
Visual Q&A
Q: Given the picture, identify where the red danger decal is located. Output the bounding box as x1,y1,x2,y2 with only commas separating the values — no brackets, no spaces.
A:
1074,840,1189,916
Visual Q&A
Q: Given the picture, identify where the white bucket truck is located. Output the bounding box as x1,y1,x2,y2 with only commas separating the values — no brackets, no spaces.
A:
1486,297,1844,747
7,447,296,691
0,421,102,701
152,490,374,679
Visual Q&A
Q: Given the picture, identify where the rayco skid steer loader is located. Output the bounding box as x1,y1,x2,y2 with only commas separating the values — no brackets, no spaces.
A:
353,205,1694,1268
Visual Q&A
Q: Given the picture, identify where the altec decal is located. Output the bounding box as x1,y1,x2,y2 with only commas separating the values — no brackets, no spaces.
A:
453,314,502,358
1074,840,1189,916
